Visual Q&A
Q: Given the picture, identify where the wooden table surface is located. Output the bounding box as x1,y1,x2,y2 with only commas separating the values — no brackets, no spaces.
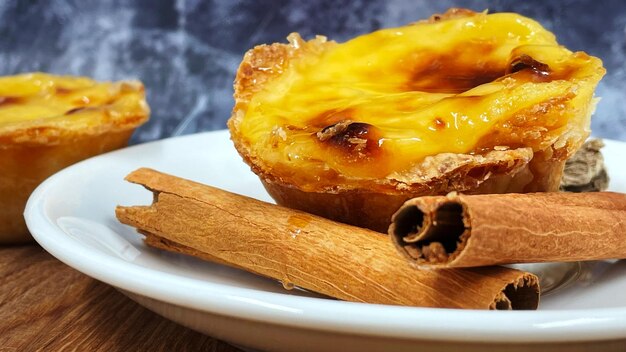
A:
0,245,243,352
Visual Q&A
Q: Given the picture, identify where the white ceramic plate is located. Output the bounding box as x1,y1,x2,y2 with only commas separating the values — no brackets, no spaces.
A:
25,130,626,352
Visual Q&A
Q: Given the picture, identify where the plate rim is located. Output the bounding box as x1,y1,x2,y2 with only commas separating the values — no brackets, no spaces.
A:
25,130,626,343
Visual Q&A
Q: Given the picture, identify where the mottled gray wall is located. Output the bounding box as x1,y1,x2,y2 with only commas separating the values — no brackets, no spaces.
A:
1,0,624,143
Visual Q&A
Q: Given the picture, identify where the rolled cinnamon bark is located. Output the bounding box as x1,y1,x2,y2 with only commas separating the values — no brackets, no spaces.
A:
116,168,539,310
389,192,626,268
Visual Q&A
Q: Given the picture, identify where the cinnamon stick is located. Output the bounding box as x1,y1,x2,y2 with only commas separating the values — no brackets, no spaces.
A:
116,168,539,310
389,192,626,268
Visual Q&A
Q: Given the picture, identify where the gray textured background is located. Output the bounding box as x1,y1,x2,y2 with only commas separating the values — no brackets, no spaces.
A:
1,0,624,143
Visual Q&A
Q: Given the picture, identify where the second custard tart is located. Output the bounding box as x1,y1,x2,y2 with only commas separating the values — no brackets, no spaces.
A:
0,73,149,243
228,9,605,232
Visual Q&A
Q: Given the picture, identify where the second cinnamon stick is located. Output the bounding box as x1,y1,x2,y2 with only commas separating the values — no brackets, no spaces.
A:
389,192,626,268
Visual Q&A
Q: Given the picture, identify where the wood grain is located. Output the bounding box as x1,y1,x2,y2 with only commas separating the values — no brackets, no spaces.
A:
0,245,242,352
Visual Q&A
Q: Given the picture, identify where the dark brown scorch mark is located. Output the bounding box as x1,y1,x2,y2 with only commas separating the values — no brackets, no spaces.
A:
316,120,383,158
507,54,551,77
506,54,578,84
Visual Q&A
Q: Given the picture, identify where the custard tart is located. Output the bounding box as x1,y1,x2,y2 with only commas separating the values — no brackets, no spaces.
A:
0,73,149,243
228,9,605,232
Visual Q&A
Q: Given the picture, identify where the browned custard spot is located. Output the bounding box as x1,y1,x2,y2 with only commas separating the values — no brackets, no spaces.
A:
0,97,23,106
317,121,383,158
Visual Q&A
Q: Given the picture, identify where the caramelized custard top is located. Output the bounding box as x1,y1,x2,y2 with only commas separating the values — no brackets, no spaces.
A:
235,10,605,187
0,73,149,141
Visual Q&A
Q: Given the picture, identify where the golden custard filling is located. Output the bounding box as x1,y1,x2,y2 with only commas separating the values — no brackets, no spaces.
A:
0,73,149,144
232,10,605,191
